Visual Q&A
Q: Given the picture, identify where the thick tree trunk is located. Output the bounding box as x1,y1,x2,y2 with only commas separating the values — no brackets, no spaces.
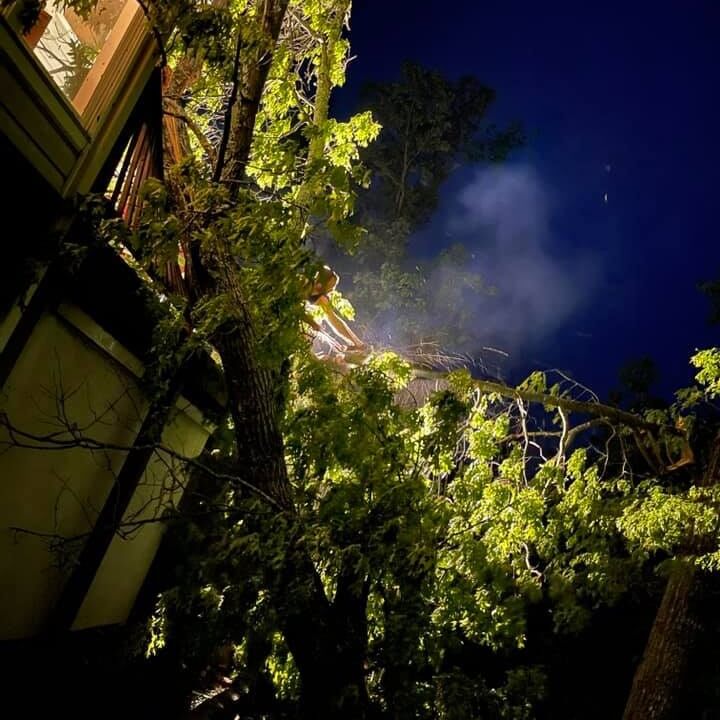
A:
623,435,720,720
382,573,428,720
283,542,370,719
216,320,370,718
216,316,293,509
622,565,704,720
158,2,371,713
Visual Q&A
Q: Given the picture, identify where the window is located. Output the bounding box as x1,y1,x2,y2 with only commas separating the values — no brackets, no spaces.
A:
25,0,135,111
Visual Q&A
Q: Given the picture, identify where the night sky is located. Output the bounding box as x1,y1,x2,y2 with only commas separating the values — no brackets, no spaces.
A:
335,0,720,400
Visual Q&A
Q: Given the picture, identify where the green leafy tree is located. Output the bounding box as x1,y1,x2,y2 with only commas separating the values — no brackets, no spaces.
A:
359,61,522,228
334,62,523,348
155,346,720,719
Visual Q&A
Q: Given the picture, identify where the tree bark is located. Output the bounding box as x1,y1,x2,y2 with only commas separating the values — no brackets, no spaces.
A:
381,570,429,720
215,318,370,718
216,0,290,188
622,435,720,720
216,315,293,509
622,565,704,720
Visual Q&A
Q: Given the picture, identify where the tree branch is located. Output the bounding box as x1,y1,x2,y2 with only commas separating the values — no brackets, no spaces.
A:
136,0,168,68
412,368,675,433
163,105,217,166
0,411,282,509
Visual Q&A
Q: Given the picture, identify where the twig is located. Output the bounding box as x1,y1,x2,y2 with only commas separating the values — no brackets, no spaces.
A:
0,412,282,509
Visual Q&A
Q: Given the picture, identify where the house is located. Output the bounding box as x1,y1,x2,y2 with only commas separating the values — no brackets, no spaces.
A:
0,0,220,641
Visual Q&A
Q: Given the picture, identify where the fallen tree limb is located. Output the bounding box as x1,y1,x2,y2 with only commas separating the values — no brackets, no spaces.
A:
411,368,675,434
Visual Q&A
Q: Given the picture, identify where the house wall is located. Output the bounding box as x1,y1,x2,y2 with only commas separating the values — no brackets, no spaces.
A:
73,399,211,631
0,301,213,640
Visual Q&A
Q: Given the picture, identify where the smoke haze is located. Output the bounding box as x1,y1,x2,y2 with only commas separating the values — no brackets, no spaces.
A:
435,164,600,362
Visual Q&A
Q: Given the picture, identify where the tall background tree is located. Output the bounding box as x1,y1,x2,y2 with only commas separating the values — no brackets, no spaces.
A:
327,62,523,351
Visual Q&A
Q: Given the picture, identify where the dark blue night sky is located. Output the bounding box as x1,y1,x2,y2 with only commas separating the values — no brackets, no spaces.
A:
336,1,720,400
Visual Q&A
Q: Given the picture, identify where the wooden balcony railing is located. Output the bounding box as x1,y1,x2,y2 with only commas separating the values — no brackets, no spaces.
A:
97,67,163,229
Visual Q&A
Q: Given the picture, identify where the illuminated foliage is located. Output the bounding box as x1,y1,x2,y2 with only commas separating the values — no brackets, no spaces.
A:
32,2,720,717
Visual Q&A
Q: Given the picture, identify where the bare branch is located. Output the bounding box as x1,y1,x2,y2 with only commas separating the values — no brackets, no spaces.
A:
0,411,282,509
